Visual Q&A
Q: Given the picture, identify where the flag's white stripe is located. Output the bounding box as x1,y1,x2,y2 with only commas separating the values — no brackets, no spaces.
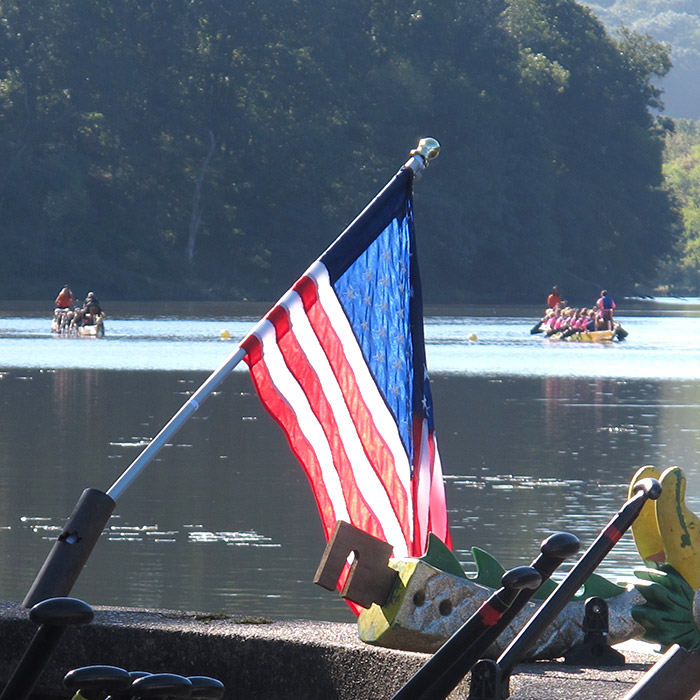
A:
309,263,414,493
254,319,351,524
282,291,409,558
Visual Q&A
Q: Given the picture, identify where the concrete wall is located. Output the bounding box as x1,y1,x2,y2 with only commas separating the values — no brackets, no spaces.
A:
0,600,665,700
0,601,431,700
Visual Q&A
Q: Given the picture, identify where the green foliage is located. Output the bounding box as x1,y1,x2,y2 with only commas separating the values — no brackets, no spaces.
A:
581,0,700,119
0,0,680,303
661,122,700,293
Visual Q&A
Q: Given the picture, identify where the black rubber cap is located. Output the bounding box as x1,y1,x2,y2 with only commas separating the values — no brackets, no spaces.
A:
29,597,94,626
188,676,225,700
130,673,193,698
63,665,131,693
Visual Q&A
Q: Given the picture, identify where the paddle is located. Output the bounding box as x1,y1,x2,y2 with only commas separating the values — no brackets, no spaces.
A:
615,324,629,341
463,532,580,660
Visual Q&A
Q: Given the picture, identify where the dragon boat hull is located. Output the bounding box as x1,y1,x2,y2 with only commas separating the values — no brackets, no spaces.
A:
547,329,616,342
52,314,105,337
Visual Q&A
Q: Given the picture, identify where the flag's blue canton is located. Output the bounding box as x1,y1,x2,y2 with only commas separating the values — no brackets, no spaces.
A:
331,215,414,459
421,372,435,429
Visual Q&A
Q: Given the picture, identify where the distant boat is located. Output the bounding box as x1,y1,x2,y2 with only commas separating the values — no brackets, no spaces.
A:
52,309,105,337
536,324,628,343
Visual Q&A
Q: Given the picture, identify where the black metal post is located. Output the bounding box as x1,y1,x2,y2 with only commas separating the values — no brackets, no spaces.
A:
464,532,580,660
496,477,661,679
0,597,94,700
389,566,542,700
620,644,700,700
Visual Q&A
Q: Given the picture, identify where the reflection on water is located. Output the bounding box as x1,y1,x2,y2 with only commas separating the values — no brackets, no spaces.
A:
431,374,700,581
1,303,700,622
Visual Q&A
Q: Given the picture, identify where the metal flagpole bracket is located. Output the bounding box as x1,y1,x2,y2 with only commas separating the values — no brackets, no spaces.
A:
406,137,441,177
562,596,625,667
23,488,116,608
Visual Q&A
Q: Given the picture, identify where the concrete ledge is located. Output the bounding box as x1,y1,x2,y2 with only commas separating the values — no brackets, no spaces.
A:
0,600,674,700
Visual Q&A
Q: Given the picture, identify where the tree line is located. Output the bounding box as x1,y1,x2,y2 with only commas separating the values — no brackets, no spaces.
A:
661,120,700,295
583,0,700,120
0,0,680,304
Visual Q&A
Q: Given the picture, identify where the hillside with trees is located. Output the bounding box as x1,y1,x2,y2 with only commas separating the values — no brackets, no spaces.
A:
659,121,700,293
0,0,679,304
581,0,700,119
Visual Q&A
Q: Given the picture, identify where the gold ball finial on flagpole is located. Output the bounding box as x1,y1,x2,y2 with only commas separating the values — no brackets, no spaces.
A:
406,138,441,175
411,138,441,163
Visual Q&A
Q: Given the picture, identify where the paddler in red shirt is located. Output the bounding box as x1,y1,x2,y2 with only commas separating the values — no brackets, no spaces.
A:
54,286,74,309
547,286,564,309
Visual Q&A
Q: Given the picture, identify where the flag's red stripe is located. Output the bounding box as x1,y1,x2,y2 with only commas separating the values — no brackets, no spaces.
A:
426,431,451,548
412,416,428,553
296,276,413,551
268,301,390,544
411,418,449,554
243,338,339,538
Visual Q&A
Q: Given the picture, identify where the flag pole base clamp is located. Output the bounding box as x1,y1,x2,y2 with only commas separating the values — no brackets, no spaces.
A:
563,596,625,667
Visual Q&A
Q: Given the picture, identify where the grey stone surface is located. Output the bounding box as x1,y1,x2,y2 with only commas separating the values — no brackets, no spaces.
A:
0,600,697,700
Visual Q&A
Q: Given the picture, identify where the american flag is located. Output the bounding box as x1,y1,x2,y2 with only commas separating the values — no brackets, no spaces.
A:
241,165,450,571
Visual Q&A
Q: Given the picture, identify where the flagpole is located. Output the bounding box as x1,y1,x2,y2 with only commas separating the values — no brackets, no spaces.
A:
108,138,439,502
22,138,441,608
106,346,248,501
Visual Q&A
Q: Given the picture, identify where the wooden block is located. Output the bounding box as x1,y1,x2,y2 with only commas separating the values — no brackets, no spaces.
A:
314,521,399,609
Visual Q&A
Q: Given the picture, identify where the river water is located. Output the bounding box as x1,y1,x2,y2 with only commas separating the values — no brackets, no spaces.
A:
1,298,700,622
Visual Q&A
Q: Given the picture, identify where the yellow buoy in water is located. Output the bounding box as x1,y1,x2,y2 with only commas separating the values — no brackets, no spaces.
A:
469,333,478,342
220,329,231,340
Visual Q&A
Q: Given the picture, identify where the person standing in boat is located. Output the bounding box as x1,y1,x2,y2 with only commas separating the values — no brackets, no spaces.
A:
596,290,616,330
547,286,565,309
